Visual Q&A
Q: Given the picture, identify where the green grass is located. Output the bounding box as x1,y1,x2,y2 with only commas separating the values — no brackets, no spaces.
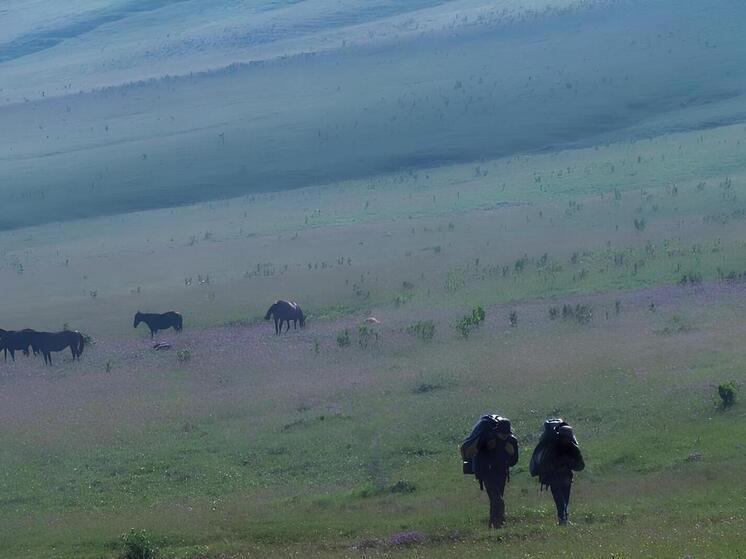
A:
2,122,746,558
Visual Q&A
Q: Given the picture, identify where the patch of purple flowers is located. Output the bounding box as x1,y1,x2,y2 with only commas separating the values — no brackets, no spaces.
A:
387,530,426,547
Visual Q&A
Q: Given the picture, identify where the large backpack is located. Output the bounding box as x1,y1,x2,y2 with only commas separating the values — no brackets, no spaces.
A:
529,418,578,486
460,414,516,476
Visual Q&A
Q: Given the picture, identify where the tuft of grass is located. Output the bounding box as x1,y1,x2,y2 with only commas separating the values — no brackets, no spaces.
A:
118,529,158,559
718,382,737,409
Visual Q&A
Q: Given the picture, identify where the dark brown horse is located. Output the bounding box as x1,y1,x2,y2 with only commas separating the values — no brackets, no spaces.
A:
264,300,305,334
31,330,85,365
134,311,183,338
0,329,38,361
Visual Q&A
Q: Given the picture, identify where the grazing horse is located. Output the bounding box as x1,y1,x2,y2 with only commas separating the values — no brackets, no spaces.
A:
264,300,305,334
134,311,183,338
31,330,85,365
0,329,38,361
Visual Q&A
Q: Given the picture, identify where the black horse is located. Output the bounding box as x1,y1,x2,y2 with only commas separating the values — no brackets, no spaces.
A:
134,311,183,338
264,300,305,334
30,330,85,365
0,329,38,361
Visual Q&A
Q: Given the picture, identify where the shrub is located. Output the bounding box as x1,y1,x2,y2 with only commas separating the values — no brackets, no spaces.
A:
389,479,416,494
358,324,379,349
509,310,518,327
559,303,592,324
456,306,486,338
336,330,351,348
574,304,593,325
119,529,158,559
472,305,486,323
718,382,737,409
407,320,436,342
176,348,192,364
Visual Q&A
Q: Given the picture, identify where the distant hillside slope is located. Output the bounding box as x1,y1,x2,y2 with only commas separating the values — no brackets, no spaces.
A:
0,0,745,229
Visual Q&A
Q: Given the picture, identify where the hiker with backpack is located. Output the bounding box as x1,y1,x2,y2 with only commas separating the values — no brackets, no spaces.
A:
529,418,585,525
460,415,519,528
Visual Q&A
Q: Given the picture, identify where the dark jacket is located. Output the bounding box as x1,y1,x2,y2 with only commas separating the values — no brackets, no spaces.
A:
475,435,519,483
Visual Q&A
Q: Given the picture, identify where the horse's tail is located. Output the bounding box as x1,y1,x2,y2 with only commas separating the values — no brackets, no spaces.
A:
77,332,85,357
175,313,183,331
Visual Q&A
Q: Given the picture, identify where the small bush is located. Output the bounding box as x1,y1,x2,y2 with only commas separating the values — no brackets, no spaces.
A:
358,324,379,349
559,303,592,324
718,382,737,409
472,305,486,323
119,529,158,559
337,330,351,348
176,348,192,364
509,310,518,327
407,320,436,342
456,306,486,338
413,383,443,394
389,479,416,494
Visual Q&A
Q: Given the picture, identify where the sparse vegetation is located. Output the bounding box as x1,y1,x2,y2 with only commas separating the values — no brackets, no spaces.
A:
456,306,486,338
176,348,192,364
407,320,436,342
358,324,379,349
336,329,351,348
3,8,746,556
718,382,737,409
118,530,158,559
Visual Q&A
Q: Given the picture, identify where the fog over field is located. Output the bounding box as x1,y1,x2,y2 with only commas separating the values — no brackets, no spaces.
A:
1,0,745,228
2,2,746,559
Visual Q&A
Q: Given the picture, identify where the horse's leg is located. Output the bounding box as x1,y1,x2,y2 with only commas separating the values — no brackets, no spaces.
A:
274,318,279,335
10,349,15,362
284,320,291,333
47,352,53,366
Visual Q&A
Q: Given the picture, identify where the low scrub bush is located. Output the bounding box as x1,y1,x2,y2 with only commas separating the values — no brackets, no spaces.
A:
389,479,416,494
456,306,486,338
176,348,192,364
407,320,436,342
118,529,158,559
336,330,351,348
718,382,737,409
358,324,379,348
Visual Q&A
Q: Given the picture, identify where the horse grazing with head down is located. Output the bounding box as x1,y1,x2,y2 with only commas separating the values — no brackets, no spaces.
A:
31,330,85,365
134,311,183,338
264,300,305,334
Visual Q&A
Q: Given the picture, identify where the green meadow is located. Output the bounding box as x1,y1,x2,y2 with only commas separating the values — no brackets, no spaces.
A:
1,120,746,558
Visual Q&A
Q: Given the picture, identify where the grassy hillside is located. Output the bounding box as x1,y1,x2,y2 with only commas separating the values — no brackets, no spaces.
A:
1,119,746,557
1,0,746,228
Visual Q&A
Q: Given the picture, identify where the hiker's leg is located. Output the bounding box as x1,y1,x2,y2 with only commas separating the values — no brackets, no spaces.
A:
563,482,572,521
550,483,567,523
485,478,506,528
